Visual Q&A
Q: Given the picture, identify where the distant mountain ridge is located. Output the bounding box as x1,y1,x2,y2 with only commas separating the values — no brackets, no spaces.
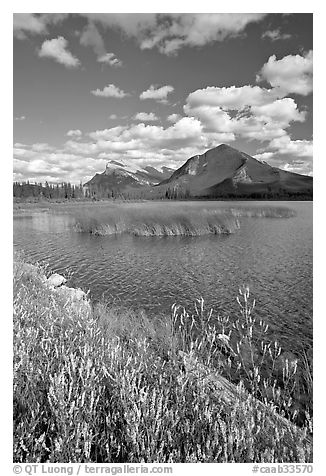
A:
83,145,313,200
83,160,175,197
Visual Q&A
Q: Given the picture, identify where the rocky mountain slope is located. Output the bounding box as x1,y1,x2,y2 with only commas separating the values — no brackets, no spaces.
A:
157,144,313,199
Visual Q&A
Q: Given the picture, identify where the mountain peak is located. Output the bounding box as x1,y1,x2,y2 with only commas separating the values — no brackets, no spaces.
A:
83,143,312,200
207,143,242,156
215,143,236,151
216,143,231,149
158,144,312,199
84,159,176,195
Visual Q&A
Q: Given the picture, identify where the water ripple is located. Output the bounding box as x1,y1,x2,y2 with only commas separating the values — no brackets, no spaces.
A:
14,201,312,354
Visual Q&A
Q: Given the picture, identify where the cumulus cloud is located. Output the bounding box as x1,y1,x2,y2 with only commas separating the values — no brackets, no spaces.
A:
14,46,313,180
14,110,313,183
70,117,232,166
253,152,275,162
87,126,127,141
257,51,313,96
268,135,313,157
186,85,279,110
14,118,206,183
181,52,312,148
13,148,106,184
14,13,68,39
13,13,267,55
67,129,82,137
140,85,174,103
142,13,267,54
184,103,234,133
79,21,123,66
14,13,46,38
65,117,206,159
38,36,80,68
91,84,129,98
98,52,123,67
282,162,312,176
82,13,267,55
261,29,292,41
254,134,313,175
134,112,158,122
183,82,308,144
250,98,306,126
167,113,181,123
230,117,287,142
31,143,55,152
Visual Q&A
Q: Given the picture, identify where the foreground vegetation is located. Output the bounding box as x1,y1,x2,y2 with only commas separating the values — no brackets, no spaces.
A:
73,202,296,236
13,253,312,463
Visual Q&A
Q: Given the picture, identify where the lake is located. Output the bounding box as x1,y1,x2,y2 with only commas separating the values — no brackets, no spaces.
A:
13,200,312,355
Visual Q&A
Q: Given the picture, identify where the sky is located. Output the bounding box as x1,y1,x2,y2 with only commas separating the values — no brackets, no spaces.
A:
13,12,313,184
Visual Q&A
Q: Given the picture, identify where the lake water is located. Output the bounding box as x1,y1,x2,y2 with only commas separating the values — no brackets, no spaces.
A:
13,201,312,355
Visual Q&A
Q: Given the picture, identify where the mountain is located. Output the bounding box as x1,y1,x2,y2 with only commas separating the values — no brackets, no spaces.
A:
83,145,312,200
157,144,313,199
83,160,175,198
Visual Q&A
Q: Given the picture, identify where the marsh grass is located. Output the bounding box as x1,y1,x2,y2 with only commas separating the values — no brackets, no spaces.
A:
72,202,295,237
73,207,240,236
13,255,311,463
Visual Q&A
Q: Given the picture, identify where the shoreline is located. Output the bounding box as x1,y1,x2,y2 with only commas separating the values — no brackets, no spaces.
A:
13,253,313,463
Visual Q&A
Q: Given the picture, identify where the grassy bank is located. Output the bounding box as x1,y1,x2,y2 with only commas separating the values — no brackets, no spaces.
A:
72,202,295,237
13,254,312,463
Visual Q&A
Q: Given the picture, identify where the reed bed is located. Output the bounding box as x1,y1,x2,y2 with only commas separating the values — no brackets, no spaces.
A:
73,202,295,237
227,206,296,219
13,254,312,463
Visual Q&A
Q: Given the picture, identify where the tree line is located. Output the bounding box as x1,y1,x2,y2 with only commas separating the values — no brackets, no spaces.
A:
13,181,85,200
13,181,312,201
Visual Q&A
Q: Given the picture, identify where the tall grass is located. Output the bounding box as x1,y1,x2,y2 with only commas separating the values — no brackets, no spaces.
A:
13,255,311,463
73,202,295,236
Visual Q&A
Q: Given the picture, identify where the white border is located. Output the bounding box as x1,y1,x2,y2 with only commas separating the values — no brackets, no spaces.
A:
4,3,323,473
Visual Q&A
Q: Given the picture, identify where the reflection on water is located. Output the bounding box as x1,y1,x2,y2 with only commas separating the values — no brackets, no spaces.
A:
29,213,74,233
13,201,312,354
